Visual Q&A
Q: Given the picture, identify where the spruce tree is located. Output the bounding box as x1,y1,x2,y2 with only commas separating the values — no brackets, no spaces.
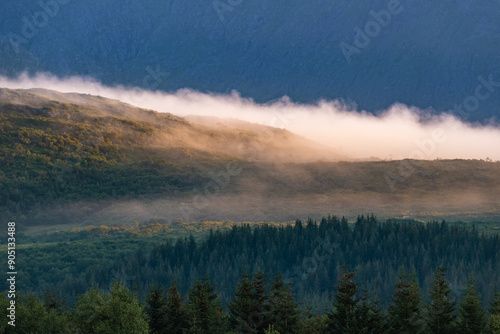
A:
164,281,188,334
326,266,360,334
491,315,500,334
491,286,500,315
264,324,281,334
388,270,426,334
457,276,487,334
425,267,456,334
268,273,301,334
252,270,271,334
300,313,328,334
106,282,150,334
490,286,500,334
74,282,149,334
185,277,227,334
145,285,166,334
43,288,66,312
229,270,259,333
357,289,387,334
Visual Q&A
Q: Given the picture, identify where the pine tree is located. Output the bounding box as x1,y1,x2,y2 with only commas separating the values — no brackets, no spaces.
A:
300,313,328,334
264,324,281,334
326,266,360,334
13,293,73,334
74,282,149,334
145,285,166,334
164,281,188,334
425,267,456,334
229,270,259,333
185,277,227,334
491,315,500,334
457,276,487,334
105,282,150,334
357,289,387,334
252,270,271,334
388,270,426,334
43,288,65,312
491,286,500,315
268,273,301,334
490,287,500,334
73,287,107,334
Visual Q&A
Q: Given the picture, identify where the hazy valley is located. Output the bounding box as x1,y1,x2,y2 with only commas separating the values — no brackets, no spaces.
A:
1,88,499,235
1,1,500,329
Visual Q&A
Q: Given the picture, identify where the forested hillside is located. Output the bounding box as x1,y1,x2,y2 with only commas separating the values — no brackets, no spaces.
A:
0,88,332,227
1,88,500,229
1,216,500,333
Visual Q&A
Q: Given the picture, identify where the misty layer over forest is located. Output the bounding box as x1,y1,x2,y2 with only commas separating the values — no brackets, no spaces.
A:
2,1,500,333
2,75,500,161
1,88,499,231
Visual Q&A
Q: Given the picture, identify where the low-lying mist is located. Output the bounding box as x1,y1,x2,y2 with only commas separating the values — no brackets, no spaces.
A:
1,72,500,160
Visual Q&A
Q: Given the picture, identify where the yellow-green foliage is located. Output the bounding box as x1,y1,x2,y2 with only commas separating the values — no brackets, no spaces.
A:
0,101,215,220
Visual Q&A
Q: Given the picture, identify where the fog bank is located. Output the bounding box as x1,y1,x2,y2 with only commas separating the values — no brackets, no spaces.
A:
1,73,499,160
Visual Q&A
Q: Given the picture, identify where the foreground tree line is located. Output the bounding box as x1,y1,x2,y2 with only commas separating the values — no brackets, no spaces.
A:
90,216,500,311
11,216,500,309
1,266,500,334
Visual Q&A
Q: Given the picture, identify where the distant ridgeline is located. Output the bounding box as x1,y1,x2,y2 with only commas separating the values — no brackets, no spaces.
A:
4,216,499,314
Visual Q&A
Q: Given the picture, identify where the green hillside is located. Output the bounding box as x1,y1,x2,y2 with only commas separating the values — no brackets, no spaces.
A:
1,88,499,231
0,89,219,218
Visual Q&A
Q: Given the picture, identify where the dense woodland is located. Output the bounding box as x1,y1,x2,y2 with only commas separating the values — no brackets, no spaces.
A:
83,216,500,310
1,264,500,333
4,216,500,312
2,92,500,333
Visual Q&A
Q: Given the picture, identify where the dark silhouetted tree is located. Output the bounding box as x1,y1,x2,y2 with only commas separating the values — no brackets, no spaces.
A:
185,277,227,334
457,276,487,334
145,285,166,334
388,270,426,334
425,267,456,334
357,289,387,334
327,266,360,334
268,273,301,334
164,281,188,334
229,269,259,333
490,286,500,334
